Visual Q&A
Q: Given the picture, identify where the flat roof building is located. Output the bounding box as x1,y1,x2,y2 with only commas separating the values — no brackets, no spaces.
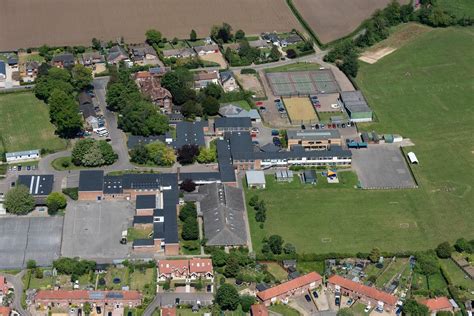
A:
340,91,373,123
17,174,54,204
287,129,342,150
5,149,40,163
246,170,266,189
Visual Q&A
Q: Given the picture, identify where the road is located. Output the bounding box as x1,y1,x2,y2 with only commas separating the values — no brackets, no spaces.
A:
143,292,214,316
3,271,32,316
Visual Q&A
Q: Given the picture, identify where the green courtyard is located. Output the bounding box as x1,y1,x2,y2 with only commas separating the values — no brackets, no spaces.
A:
0,92,67,153
246,27,474,254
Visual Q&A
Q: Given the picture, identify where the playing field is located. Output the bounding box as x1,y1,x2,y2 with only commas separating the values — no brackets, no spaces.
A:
246,27,474,254
283,97,318,124
438,0,474,18
266,70,339,96
0,92,67,154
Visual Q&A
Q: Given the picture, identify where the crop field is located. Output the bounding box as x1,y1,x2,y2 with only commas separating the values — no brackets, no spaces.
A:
0,0,301,51
292,0,409,43
283,97,318,124
0,92,67,153
438,0,474,18
246,27,474,254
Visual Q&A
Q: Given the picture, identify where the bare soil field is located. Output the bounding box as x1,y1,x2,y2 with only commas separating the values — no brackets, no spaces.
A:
235,73,266,99
199,52,228,68
0,0,301,51
292,0,409,44
283,96,318,124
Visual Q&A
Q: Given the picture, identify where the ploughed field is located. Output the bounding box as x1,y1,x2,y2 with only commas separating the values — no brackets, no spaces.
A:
292,0,409,43
0,0,301,50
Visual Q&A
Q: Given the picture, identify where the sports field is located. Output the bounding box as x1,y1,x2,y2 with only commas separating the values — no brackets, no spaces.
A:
283,97,317,124
0,92,67,153
246,27,474,254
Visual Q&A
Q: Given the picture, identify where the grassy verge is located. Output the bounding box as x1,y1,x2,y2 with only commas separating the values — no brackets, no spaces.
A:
220,100,252,111
265,62,321,73
269,304,300,316
51,157,85,171
127,227,153,242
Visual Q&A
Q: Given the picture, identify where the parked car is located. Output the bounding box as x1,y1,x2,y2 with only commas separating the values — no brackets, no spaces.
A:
251,127,259,133
364,305,371,313
312,291,318,298
305,294,311,302
17,165,22,171
347,299,353,306
259,106,267,113
273,138,282,146
256,101,264,106
271,129,279,136
252,141,259,145
301,124,306,130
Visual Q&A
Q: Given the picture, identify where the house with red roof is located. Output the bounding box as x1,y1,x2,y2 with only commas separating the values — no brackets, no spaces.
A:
158,260,190,280
422,297,458,315
257,272,322,306
327,275,398,312
0,276,9,295
158,259,214,281
161,306,177,316
250,304,269,316
0,306,11,316
189,258,214,280
34,290,142,310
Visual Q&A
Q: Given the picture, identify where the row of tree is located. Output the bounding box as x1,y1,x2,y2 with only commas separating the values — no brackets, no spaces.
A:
4,185,67,215
249,195,266,225
106,66,169,136
129,141,176,167
34,65,92,138
71,138,117,167
262,234,296,256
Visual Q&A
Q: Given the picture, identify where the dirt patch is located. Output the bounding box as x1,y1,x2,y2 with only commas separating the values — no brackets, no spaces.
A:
0,0,301,50
235,73,265,98
283,96,318,124
359,47,396,64
199,52,228,68
292,0,409,44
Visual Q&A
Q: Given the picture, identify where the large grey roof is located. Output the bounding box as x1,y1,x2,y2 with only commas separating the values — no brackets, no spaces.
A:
214,117,252,129
136,194,156,209
174,121,206,148
17,175,54,196
216,139,236,183
199,183,247,246
78,170,104,191
340,91,372,113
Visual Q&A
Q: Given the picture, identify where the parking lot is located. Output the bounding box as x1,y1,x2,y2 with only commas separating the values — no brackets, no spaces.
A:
61,200,134,261
0,217,63,269
352,144,417,189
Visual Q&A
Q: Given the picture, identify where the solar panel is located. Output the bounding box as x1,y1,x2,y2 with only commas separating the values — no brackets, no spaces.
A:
106,292,124,299
89,292,105,300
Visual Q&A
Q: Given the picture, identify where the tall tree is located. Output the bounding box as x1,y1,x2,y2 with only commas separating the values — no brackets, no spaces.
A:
190,29,197,41
46,192,67,215
216,284,240,310
4,185,35,215
71,64,93,91
145,29,162,46
202,96,220,115
235,29,246,40
268,235,284,254
177,144,200,165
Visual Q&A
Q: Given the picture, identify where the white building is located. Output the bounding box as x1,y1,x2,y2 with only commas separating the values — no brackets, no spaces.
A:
246,170,266,189
5,149,40,163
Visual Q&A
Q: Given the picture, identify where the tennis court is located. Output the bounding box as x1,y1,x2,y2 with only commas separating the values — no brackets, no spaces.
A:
266,70,340,96
283,97,318,124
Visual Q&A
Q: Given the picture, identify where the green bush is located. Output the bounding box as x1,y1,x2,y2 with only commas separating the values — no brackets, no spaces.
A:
240,68,257,74
62,187,78,200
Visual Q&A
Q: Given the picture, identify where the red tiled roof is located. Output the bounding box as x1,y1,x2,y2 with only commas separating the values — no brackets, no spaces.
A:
135,71,151,79
161,307,177,316
328,275,397,306
0,306,11,316
189,258,213,274
422,297,452,311
35,290,141,301
257,272,322,301
158,259,189,274
250,304,269,316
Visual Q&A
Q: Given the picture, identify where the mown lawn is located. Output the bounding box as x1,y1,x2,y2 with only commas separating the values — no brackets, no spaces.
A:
440,259,474,290
438,0,474,17
0,92,67,153
265,62,321,73
269,304,300,316
298,261,325,275
221,100,252,111
247,27,474,255
375,258,408,288
265,262,288,281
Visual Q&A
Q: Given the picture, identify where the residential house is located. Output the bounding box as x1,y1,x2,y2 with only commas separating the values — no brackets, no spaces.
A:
33,290,142,310
0,306,11,316
162,48,195,59
5,150,40,163
218,104,261,122
327,275,398,312
194,71,220,89
51,53,75,68
129,43,159,65
0,276,9,295
220,70,239,92
223,43,240,52
257,272,322,306
17,175,54,205
107,45,128,64
161,307,176,316
23,61,39,82
189,258,213,280
0,61,6,85
193,44,219,56
250,304,269,316
422,297,459,315
81,51,106,74
134,71,173,113
78,92,97,129
158,259,189,280
249,40,270,49
7,55,19,71
261,32,282,47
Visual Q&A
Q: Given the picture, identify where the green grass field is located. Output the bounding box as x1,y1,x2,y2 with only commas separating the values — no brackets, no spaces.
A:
265,262,288,281
438,0,474,17
221,100,252,111
0,92,66,153
440,259,474,293
265,62,321,73
246,27,474,254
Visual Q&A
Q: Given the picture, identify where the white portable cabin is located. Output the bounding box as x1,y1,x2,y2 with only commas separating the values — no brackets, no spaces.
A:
5,149,40,163
407,152,419,164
